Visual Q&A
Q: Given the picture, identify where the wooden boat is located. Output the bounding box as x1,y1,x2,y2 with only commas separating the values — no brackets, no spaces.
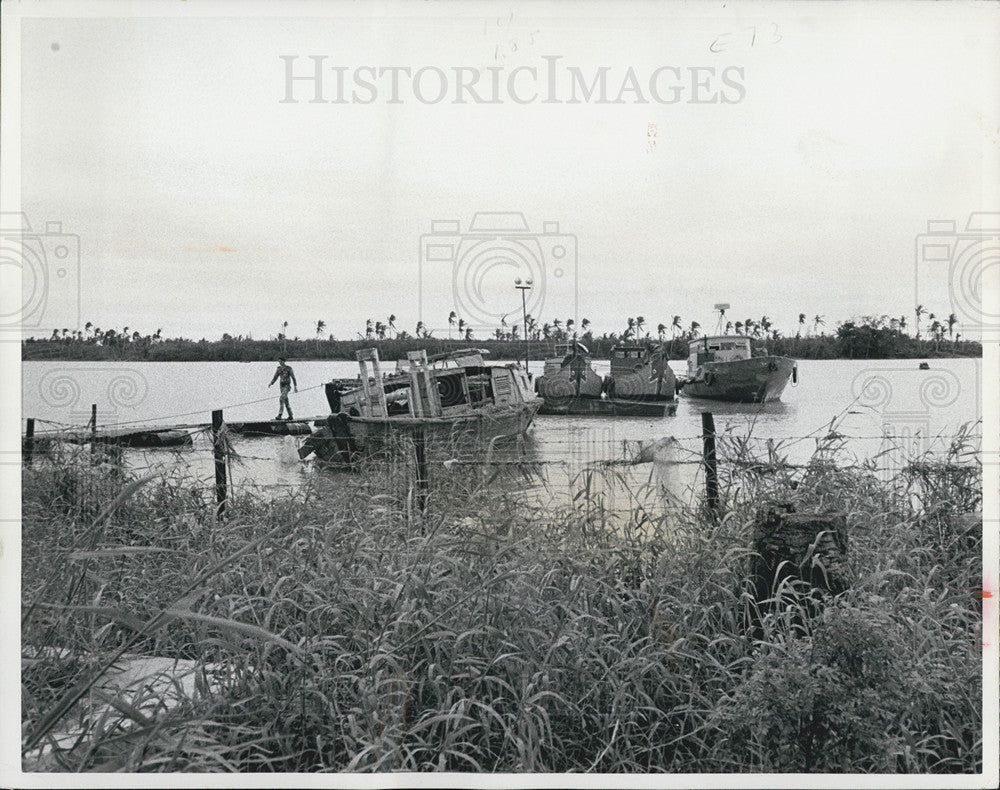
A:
535,341,677,417
603,344,677,401
678,335,796,402
534,341,604,399
299,348,541,464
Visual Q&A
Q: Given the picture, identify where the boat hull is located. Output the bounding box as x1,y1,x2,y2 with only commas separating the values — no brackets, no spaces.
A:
301,401,542,464
538,396,676,417
535,365,604,398
681,357,795,403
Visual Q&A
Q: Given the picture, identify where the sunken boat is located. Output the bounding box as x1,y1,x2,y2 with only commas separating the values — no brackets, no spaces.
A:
299,347,541,464
678,334,796,403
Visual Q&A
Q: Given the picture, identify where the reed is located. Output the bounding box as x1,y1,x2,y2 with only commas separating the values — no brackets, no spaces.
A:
21,426,983,773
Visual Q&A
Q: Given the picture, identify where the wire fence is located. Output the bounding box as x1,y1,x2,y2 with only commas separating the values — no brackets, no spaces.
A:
20,399,984,529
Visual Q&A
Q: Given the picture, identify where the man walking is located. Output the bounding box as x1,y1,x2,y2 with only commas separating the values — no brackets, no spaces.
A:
268,357,298,419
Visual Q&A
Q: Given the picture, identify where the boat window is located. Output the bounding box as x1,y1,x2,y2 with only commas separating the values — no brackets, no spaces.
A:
436,373,468,408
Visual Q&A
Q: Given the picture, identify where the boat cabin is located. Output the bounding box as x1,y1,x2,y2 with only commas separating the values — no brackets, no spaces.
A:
687,335,751,373
610,345,653,375
337,348,533,419
542,341,591,376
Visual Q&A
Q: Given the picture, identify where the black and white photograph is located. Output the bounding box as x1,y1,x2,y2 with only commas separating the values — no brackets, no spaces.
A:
1,0,997,785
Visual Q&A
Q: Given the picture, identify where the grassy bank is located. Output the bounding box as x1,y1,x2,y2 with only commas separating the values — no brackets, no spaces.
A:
21,434,983,773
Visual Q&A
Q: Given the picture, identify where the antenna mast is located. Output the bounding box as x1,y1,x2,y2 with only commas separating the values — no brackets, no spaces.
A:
714,303,730,334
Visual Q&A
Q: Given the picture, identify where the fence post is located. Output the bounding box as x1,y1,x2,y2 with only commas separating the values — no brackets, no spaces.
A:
211,409,227,519
701,411,719,512
24,418,35,467
90,403,98,459
414,429,428,517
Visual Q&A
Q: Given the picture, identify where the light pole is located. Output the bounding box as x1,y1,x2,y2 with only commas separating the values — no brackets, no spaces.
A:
514,277,532,375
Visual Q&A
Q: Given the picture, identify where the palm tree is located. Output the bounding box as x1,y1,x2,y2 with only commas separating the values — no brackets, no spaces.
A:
734,321,744,335
914,304,925,338
464,326,474,341
415,320,426,338
542,322,552,340
930,319,943,349
657,322,667,341
812,314,825,335
365,319,374,340
375,321,386,340
386,314,397,338
635,316,646,338
457,318,466,337
565,318,574,337
725,321,733,334
448,311,457,339
315,320,326,350
947,312,958,341
797,313,806,338
760,315,772,339
552,318,563,338
580,318,591,337
688,320,701,338
624,317,636,340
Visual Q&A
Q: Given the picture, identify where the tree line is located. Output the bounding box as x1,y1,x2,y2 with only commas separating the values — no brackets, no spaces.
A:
23,308,981,362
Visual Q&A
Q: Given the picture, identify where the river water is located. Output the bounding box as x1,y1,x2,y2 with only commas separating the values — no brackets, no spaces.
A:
21,358,983,507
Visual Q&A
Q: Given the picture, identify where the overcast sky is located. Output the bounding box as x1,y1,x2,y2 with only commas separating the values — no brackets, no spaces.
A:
6,0,1000,342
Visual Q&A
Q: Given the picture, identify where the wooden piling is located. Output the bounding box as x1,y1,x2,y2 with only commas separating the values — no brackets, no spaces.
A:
211,409,227,519
701,411,719,511
414,429,428,516
24,418,35,467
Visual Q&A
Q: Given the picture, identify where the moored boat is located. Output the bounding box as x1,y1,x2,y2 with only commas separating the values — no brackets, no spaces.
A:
535,341,676,417
534,341,604,399
679,335,796,402
603,344,677,401
299,348,541,464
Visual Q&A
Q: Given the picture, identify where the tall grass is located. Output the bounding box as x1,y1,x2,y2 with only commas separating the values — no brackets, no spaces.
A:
21,428,983,773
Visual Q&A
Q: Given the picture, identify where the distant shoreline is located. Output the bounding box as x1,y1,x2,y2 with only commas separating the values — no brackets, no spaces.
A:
21,334,983,363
